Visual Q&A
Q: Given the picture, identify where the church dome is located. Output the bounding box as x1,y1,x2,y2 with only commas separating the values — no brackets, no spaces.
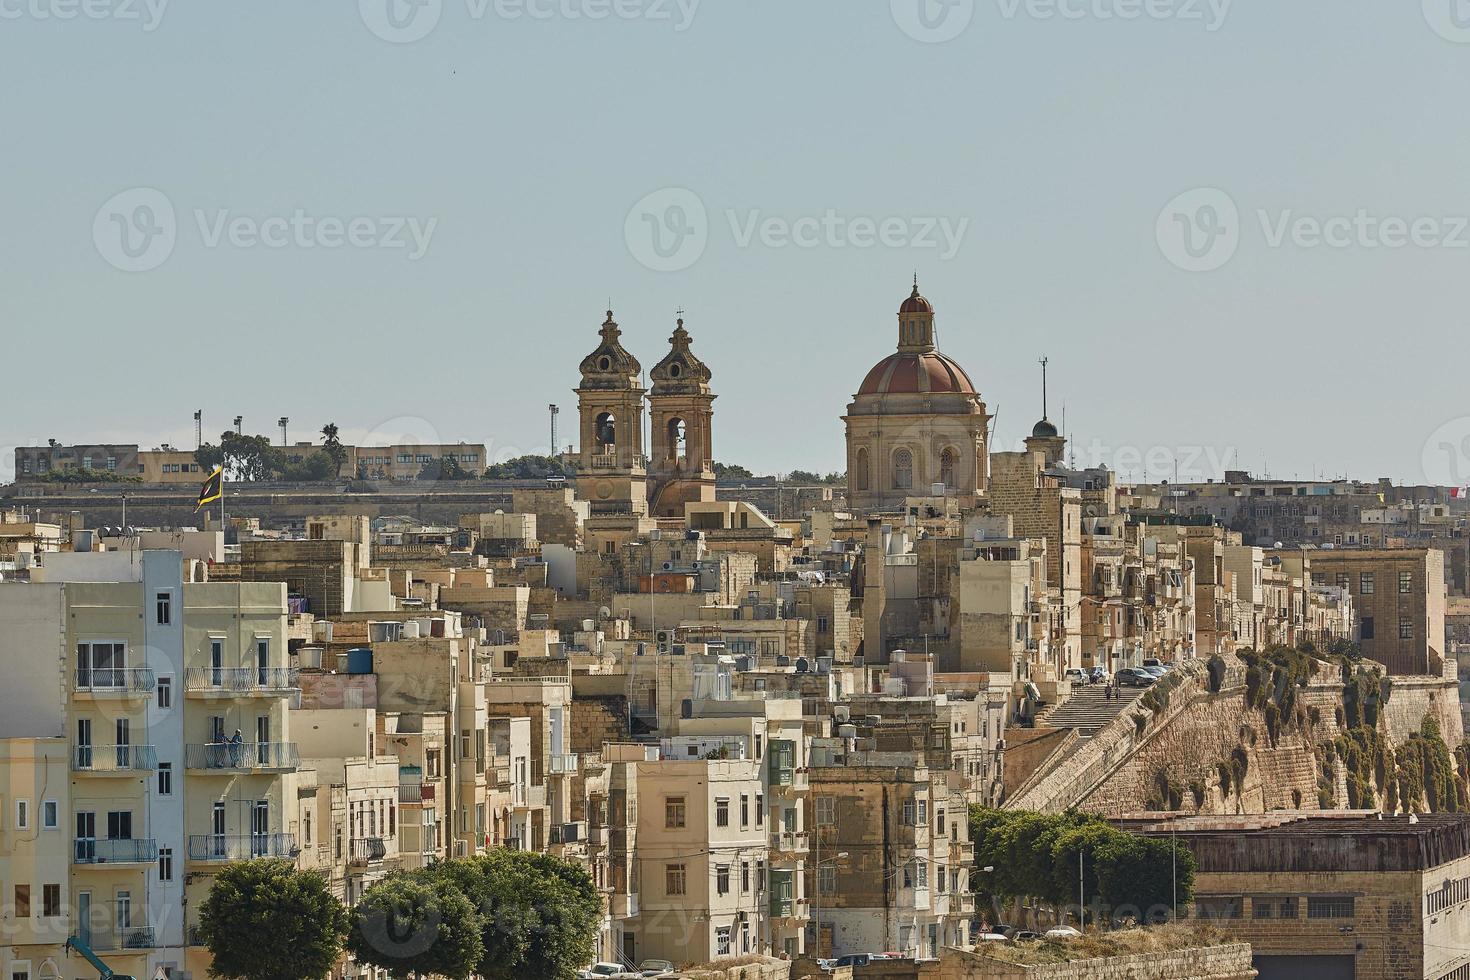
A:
858,350,976,397
1031,418,1059,438
899,283,934,315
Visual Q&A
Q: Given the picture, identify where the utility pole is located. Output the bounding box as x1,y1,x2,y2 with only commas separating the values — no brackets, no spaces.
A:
549,404,560,456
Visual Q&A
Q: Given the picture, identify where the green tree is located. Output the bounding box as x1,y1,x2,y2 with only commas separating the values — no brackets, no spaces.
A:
349,872,484,980
712,461,754,480
426,850,601,980
321,422,348,474
197,859,349,980
483,454,569,480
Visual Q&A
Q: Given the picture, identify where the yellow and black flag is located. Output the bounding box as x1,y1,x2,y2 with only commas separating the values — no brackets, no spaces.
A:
196,466,223,510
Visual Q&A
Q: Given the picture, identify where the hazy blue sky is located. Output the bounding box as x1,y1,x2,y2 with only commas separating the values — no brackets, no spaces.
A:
4,1,1470,486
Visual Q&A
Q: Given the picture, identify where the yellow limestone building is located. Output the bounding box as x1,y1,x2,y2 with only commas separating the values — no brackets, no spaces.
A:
0,549,296,980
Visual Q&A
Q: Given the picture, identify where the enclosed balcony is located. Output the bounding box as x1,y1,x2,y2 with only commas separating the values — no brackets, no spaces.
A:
185,667,299,699
188,833,297,862
349,837,387,866
73,837,159,866
72,744,158,774
769,830,809,858
184,741,299,773
73,667,155,698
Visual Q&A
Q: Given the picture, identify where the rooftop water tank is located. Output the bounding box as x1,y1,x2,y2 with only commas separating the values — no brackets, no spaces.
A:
346,648,374,675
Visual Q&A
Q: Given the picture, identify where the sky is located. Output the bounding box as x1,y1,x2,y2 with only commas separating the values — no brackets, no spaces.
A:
4,0,1470,487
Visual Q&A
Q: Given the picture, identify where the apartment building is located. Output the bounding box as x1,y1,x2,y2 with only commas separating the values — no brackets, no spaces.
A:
1307,548,1448,675
0,548,296,980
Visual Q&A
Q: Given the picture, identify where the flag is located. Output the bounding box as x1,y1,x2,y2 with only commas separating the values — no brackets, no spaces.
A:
196,466,223,510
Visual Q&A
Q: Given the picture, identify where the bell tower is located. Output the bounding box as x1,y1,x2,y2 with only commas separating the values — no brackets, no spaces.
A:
647,314,716,518
575,310,648,517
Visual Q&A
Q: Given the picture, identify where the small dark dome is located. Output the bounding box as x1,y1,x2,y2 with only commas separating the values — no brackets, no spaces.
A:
1031,418,1059,439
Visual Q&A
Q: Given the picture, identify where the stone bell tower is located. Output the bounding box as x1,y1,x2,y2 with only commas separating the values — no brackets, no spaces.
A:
575,309,648,518
647,315,716,518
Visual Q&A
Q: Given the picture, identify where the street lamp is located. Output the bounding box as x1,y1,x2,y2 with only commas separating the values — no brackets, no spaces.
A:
812,849,849,958
277,417,290,446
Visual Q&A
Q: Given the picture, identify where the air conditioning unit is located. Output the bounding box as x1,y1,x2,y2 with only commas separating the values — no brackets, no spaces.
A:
656,629,674,653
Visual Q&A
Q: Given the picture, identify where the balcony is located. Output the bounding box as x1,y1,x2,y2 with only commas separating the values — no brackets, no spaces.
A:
349,837,388,866
185,741,299,773
86,927,157,951
768,768,809,795
610,891,639,918
74,837,159,866
185,667,299,698
73,667,155,697
769,831,809,857
188,833,297,862
73,744,158,774
548,753,579,774
768,897,809,922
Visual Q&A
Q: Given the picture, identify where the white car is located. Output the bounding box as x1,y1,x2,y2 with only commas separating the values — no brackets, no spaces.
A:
1045,926,1083,940
977,933,1011,942
1063,668,1090,685
578,964,634,979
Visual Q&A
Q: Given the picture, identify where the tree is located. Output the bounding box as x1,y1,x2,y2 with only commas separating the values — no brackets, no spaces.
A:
425,851,601,980
349,872,484,980
483,454,569,480
321,423,348,474
197,859,349,980
712,461,754,480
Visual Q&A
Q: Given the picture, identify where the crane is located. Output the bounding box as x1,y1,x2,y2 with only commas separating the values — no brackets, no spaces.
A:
64,936,136,980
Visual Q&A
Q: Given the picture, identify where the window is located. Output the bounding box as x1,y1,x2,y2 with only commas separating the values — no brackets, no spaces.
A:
818,865,837,895
665,864,686,896
156,675,172,708
741,861,750,893
42,885,60,917
715,797,729,827
14,885,29,917
815,795,835,827
1335,572,1349,591
1360,572,1375,594
917,799,928,824
1399,570,1413,594
665,796,686,829
1253,896,1297,919
156,592,171,625
158,847,173,882
893,449,914,490
903,863,914,889
1361,616,1375,640
1195,896,1243,920
1307,896,1354,919
916,862,928,889
1401,618,1415,639
157,762,173,796
902,799,916,826
715,926,731,957
716,864,730,896
755,794,764,826
740,794,749,827
41,800,57,830
15,799,29,830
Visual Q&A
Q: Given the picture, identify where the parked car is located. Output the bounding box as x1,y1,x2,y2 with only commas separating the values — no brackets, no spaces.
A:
578,964,634,980
1045,926,1083,940
990,923,1018,938
639,960,676,977
834,954,874,968
1088,666,1109,684
1140,664,1169,678
1143,658,1175,672
977,933,1011,943
1117,667,1157,687
816,958,838,973
1012,931,1042,942
1063,667,1091,685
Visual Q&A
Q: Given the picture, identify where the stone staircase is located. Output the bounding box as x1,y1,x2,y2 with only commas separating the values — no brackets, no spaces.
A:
1036,685,1144,735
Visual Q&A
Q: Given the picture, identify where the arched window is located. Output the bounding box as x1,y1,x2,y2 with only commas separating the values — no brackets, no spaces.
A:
855,448,870,491
939,448,957,490
893,448,913,490
595,412,616,451
666,417,687,461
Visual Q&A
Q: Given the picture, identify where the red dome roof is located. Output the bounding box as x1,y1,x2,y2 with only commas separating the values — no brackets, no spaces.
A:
858,351,977,397
900,284,934,314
